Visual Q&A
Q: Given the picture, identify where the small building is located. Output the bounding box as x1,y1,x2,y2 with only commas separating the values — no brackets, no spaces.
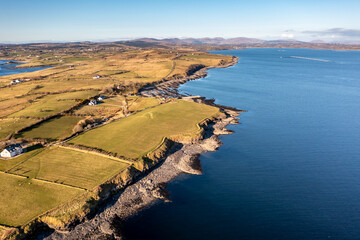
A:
15,79,21,83
93,75,100,79
97,96,106,101
1,144,23,158
10,80,17,85
88,100,98,106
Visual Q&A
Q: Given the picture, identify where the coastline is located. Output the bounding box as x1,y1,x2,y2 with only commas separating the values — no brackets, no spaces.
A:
41,56,242,239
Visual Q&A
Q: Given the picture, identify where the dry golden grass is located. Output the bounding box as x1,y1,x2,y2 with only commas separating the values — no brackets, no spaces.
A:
0,50,231,99
74,105,122,117
0,84,38,100
0,96,38,117
10,91,97,118
127,96,160,112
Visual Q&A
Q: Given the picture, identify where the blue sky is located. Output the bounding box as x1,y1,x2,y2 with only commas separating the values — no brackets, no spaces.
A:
1,0,359,43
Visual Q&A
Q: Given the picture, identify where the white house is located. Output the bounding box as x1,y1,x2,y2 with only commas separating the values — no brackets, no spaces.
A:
15,79,21,83
93,75,100,79
10,80,17,85
88,100,98,106
1,144,23,158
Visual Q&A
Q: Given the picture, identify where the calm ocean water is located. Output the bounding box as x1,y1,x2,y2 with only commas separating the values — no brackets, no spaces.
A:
124,48,360,240
0,60,49,76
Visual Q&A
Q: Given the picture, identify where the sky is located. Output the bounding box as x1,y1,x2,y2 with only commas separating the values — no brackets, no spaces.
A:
1,0,360,43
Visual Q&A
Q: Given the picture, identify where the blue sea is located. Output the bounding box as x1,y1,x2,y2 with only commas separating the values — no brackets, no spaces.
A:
124,48,360,240
0,60,49,76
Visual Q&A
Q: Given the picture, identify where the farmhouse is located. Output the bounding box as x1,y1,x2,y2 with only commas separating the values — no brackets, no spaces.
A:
93,75,100,79
97,96,106,101
10,79,22,85
88,100,98,106
1,144,23,158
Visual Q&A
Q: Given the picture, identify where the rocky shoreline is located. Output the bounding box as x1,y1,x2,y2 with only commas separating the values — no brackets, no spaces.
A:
141,56,239,99
43,110,240,240
40,57,242,240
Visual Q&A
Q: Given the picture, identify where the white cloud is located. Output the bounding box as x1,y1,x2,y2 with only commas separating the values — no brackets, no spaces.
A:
303,28,360,38
281,33,294,38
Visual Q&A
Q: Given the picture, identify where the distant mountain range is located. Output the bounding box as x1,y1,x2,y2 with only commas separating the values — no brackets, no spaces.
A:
135,37,265,45
130,37,360,46
132,37,307,45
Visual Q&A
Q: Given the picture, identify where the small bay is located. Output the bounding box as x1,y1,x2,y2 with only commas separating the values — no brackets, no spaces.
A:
0,60,49,77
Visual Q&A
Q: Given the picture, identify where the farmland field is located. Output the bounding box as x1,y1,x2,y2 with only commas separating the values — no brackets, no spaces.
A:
0,145,44,172
70,100,220,159
0,96,37,117
74,104,122,117
9,146,129,189
18,116,82,140
127,96,160,112
73,96,160,117
0,172,83,227
10,91,98,118
0,118,38,139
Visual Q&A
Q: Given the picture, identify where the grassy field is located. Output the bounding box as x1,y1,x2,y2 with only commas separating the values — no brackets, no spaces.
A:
127,96,160,112
0,172,83,227
73,96,160,117
0,84,38,100
9,146,129,189
0,49,232,96
74,104,122,117
9,91,97,118
0,96,36,117
74,95,125,117
70,100,220,159
18,116,82,140
0,145,44,172
0,118,38,139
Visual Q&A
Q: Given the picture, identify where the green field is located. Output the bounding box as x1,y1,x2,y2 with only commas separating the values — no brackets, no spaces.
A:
0,118,38,139
10,91,98,118
18,116,82,140
0,145,44,172
0,172,83,227
70,100,220,159
9,147,129,189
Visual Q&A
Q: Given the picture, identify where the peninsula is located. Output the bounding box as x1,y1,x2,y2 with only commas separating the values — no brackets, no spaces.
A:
0,42,241,239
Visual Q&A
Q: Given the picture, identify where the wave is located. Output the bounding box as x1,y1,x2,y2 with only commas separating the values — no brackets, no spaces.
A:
290,56,330,62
